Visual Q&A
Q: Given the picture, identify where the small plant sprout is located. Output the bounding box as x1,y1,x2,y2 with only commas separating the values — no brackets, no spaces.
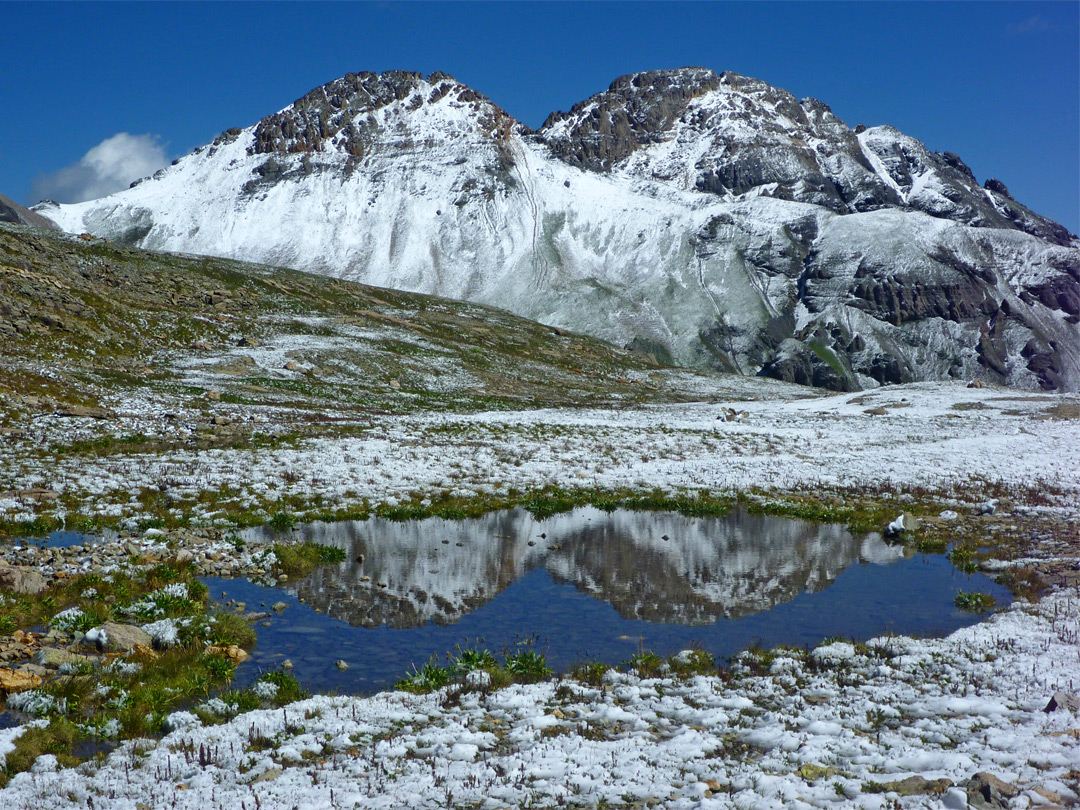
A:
954,591,996,612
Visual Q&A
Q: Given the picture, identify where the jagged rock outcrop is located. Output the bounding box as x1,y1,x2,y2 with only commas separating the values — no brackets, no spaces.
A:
38,67,1080,391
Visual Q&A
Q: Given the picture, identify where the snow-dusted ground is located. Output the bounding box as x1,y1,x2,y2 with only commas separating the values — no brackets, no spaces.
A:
0,591,1076,809
2,380,1078,807
2,381,1078,527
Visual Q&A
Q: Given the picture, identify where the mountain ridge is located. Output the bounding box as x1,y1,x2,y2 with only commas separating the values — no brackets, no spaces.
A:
37,67,1080,392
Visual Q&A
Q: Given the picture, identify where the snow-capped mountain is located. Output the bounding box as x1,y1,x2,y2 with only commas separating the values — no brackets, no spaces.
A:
39,69,1080,391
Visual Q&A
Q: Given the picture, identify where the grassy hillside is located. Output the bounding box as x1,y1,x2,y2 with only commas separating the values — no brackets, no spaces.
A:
0,222,735,426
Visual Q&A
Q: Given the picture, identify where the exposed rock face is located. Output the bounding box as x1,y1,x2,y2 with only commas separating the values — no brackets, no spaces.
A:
856,126,1072,246
250,71,516,157
39,67,1080,391
0,192,58,230
541,69,899,215
539,68,722,172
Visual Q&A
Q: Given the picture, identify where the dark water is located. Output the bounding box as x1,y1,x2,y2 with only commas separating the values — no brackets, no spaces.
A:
210,506,1010,695
13,530,110,549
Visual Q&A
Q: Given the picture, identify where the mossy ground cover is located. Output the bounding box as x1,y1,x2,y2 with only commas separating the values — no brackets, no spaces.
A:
0,223,677,418
0,559,270,786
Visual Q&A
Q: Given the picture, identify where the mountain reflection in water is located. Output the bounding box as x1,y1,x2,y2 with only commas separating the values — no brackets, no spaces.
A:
241,507,908,629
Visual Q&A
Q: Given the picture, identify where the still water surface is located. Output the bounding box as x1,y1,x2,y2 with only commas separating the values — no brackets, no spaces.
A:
212,506,1009,694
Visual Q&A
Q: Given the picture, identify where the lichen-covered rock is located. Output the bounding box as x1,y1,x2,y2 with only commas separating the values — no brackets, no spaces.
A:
0,667,42,693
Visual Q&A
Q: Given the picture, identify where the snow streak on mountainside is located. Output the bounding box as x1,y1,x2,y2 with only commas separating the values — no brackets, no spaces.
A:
40,69,1080,391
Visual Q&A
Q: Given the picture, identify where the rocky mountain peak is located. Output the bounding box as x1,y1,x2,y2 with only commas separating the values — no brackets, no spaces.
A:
250,70,517,158
857,126,1074,246
0,192,58,230
537,67,723,171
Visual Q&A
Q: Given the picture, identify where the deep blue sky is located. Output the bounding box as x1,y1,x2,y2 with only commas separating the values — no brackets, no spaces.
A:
3,1,1078,232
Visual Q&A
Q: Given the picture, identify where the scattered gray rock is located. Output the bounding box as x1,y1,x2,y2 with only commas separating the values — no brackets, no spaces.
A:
1044,691,1080,713
335,660,349,670
271,602,288,613
966,771,1018,809
95,622,153,653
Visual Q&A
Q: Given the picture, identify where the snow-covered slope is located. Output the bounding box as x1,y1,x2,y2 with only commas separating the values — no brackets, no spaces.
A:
40,69,1080,391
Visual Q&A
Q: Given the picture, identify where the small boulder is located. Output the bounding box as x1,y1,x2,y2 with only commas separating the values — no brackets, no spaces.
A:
1044,691,1080,714
966,772,1017,810
54,404,111,419
129,643,159,660
33,647,95,669
206,645,248,663
95,623,153,653
885,512,919,538
0,561,48,595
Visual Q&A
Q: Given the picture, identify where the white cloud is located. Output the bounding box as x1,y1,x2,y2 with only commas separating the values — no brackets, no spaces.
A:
32,132,169,204
1009,15,1055,34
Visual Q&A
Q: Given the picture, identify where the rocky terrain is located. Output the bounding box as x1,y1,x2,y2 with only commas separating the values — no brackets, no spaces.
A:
39,68,1080,392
